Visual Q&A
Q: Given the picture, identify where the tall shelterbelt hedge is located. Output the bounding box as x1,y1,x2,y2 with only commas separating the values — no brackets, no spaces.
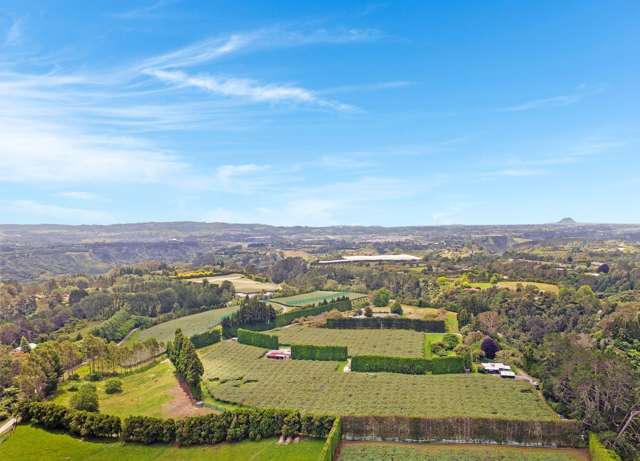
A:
589,433,622,461
431,356,465,374
190,328,221,348
275,297,353,327
341,415,583,448
326,317,445,333
318,417,342,461
351,355,432,374
237,328,279,349
292,344,348,361
19,402,336,446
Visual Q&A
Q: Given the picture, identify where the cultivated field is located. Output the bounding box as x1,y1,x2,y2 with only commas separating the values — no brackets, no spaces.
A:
126,306,238,345
270,290,367,308
188,273,281,293
338,442,588,461
53,360,209,419
273,325,425,357
200,342,557,419
0,425,324,461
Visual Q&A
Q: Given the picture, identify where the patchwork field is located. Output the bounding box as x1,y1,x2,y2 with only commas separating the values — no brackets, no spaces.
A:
0,425,324,461
189,273,281,293
200,341,557,419
126,305,238,345
270,290,367,308
338,442,588,461
273,325,425,357
53,359,209,419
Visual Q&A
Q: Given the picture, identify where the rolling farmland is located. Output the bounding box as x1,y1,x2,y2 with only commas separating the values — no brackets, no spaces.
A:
200,341,557,420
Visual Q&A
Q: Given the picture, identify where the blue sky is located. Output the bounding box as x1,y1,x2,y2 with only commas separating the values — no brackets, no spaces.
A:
0,1,638,226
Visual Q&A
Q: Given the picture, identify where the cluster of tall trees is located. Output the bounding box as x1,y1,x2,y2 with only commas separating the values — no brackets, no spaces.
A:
0,271,234,346
166,329,204,399
221,296,276,336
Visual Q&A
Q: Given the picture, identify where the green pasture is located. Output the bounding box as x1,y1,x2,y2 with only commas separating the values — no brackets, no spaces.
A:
126,305,238,345
0,425,324,461
339,442,588,461
270,290,366,308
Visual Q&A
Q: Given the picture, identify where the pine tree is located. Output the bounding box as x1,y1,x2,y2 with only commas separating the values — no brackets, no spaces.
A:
19,336,31,353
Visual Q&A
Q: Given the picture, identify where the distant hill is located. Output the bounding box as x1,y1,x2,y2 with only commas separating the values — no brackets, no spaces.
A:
1,221,639,281
557,217,577,225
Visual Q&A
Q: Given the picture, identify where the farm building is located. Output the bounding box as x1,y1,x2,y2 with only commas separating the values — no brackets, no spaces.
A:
266,350,291,360
318,254,421,265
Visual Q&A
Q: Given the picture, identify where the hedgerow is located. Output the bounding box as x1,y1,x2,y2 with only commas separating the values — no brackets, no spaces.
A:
341,415,583,447
589,433,622,461
19,401,121,439
122,416,176,444
189,328,221,348
319,417,341,461
19,401,336,446
237,329,279,349
432,356,466,374
291,344,348,361
275,297,353,327
351,355,432,374
326,317,445,333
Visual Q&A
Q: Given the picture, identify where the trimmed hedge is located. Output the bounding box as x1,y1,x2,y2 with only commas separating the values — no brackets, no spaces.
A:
431,356,466,374
351,355,432,374
19,401,336,446
326,317,445,333
589,433,622,461
275,298,353,327
319,417,341,461
19,401,121,439
190,328,221,349
122,416,176,444
292,344,348,361
341,415,583,448
237,329,279,349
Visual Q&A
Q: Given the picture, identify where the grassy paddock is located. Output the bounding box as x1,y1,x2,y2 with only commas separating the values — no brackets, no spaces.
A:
270,291,366,308
0,425,323,461
273,325,425,357
53,359,210,419
188,273,281,293
126,306,238,345
338,442,589,461
201,341,557,420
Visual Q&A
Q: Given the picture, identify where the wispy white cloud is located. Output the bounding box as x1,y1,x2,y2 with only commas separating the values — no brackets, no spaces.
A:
0,200,113,224
111,0,177,20
484,168,546,177
138,26,380,71
500,84,603,112
3,19,22,47
147,69,355,111
319,80,413,95
55,191,101,200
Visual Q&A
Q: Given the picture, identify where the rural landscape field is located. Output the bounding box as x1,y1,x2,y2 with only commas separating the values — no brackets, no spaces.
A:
1,1,639,460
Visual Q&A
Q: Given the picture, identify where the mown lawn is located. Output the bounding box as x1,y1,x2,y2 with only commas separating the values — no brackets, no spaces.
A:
273,325,425,357
126,305,238,345
0,425,324,461
53,359,209,419
201,341,557,420
338,442,589,461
